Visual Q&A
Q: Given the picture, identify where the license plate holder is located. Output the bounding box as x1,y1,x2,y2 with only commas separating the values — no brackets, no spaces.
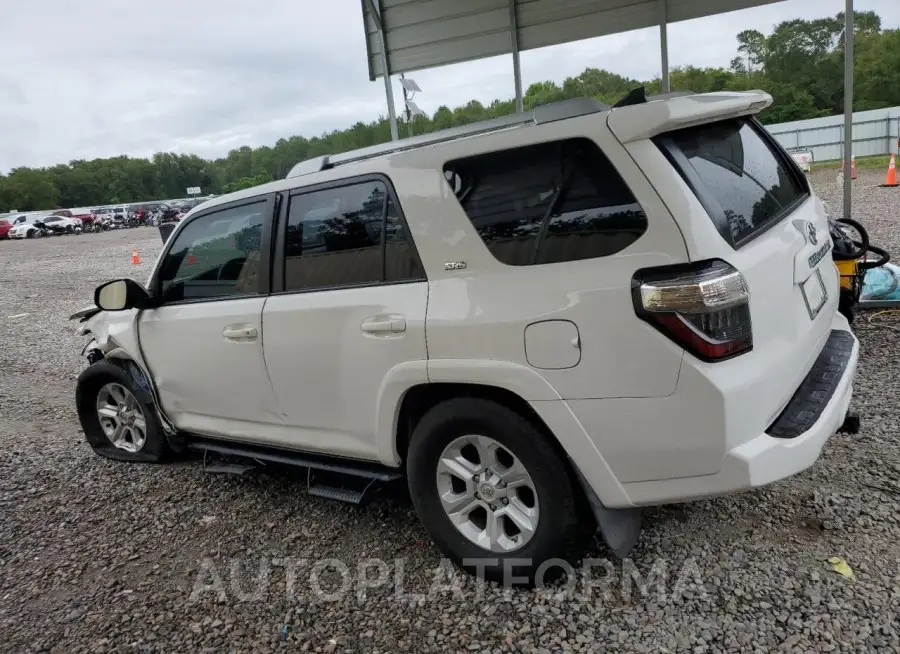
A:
801,268,827,319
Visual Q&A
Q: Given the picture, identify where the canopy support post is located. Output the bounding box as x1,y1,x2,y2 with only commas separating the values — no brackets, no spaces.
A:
367,0,399,141
510,0,524,113
842,0,854,220
659,0,670,93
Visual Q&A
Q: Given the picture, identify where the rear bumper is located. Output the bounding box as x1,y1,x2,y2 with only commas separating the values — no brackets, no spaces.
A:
620,322,858,506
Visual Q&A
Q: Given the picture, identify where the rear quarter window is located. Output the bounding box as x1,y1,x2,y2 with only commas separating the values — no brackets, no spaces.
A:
443,137,647,266
655,118,809,248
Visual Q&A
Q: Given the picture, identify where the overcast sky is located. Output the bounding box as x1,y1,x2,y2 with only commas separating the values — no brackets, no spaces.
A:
1,0,898,172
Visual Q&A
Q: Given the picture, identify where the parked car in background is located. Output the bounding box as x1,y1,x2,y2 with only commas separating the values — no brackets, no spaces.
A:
111,206,130,227
136,202,170,225
1,213,30,235
87,208,116,232
0,219,13,239
90,215,115,233
38,215,82,235
159,204,182,223
179,197,206,211
10,213,39,225
66,208,96,226
8,218,48,239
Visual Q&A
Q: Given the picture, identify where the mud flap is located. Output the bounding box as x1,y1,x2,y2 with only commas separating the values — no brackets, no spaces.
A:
570,460,641,559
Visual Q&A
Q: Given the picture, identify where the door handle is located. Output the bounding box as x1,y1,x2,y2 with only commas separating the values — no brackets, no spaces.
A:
361,315,407,334
222,324,258,341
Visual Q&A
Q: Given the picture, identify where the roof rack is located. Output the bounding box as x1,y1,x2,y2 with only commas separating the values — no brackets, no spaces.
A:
285,97,609,179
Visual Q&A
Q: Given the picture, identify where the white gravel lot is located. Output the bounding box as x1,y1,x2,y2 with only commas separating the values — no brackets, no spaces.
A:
1,172,900,654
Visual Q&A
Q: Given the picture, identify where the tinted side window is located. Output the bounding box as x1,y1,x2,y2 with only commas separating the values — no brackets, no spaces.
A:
158,201,266,302
656,119,809,247
284,181,423,292
443,138,647,266
385,195,424,282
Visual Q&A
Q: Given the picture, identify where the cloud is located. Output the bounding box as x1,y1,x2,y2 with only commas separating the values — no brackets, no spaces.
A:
1,0,897,172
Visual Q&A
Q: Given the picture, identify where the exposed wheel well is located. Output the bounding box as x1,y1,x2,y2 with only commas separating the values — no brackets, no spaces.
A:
395,383,561,464
85,351,183,446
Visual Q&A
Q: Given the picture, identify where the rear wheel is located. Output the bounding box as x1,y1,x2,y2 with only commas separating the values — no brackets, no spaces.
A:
26,229,34,239
407,397,594,586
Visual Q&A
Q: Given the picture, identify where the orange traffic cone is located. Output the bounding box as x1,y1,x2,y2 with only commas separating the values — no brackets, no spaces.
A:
881,153,898,187
131,249,141,265
839,156,858,180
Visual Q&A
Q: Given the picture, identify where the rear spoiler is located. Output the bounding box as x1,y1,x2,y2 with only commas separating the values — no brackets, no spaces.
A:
606,90,773,143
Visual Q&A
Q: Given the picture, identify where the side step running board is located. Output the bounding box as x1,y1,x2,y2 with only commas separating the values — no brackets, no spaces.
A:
203,457,257,477
189,438,403,506
306,469,378,505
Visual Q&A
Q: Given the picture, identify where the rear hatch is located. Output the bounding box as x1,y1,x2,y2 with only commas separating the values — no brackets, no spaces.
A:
608,91,838,436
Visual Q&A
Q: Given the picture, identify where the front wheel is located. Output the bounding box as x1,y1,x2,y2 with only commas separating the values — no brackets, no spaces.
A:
32,229,42,238
76,360,169,462
407,398,595,586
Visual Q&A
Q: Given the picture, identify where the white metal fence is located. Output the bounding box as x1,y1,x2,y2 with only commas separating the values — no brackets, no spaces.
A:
767,106,900,164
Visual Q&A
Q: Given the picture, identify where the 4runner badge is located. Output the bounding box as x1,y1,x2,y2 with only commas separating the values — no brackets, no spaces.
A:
808,241,830,268
444,261,467,271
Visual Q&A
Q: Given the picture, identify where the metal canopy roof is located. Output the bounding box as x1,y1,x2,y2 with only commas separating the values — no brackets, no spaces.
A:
356,0,858,222
361,0,786,80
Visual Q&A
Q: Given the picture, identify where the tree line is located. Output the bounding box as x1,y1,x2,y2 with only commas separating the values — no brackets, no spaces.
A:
2,11,897,212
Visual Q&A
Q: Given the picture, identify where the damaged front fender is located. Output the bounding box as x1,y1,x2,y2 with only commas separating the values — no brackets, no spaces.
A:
74,309,180,442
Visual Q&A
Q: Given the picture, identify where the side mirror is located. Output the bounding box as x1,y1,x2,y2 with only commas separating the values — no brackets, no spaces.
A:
94,279,152,311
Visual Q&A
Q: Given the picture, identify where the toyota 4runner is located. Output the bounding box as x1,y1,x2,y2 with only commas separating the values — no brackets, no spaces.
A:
71,89,859,584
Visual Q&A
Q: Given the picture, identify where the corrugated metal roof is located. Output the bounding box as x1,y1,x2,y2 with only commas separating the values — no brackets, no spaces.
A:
362,0,787,80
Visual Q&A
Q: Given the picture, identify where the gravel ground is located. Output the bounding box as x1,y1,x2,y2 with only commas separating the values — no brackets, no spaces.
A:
1,175,899,654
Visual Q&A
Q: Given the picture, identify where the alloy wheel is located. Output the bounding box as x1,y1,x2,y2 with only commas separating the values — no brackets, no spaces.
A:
435,435,540,552
95,383,147,452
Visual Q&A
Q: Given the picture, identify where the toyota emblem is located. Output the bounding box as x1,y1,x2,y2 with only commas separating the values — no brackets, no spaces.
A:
807,222,818,246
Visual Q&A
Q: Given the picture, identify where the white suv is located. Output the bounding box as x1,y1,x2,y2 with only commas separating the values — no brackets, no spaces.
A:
71,89,859,584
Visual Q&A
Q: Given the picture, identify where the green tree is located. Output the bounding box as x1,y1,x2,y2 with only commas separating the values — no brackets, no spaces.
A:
0,168,60,210
221,171,273,194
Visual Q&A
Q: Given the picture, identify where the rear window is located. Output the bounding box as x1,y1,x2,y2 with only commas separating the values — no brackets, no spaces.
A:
443,137,647,266
656,118,809,248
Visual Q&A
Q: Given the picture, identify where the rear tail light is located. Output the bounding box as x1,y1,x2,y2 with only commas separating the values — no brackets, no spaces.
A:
632,259,752,361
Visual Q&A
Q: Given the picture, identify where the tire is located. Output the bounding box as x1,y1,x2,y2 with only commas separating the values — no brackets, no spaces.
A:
75,359,169,463
26,230,34,239
406,397,595,587
66,225,74,234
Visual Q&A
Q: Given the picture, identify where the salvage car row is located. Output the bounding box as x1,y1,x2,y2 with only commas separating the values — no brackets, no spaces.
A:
2,207,156,239
1,197,212,240
0,212,87,239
